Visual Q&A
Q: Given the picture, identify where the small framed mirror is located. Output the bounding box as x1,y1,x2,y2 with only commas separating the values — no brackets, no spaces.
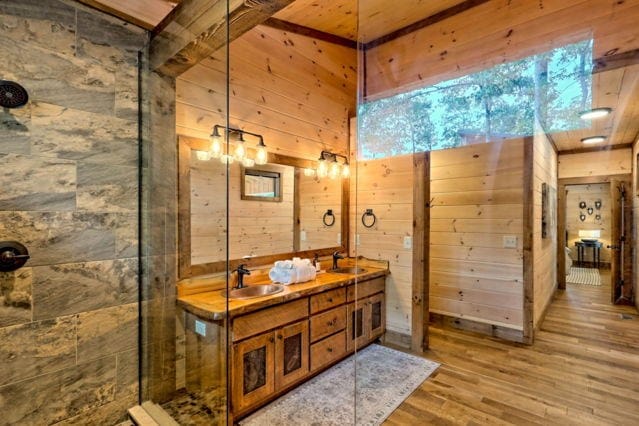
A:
241,166,282,202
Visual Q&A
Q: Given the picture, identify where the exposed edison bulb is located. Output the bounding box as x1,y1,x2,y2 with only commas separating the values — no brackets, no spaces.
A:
242,157,255,167
220,154,234,164
255,142,268,165
195,150,211,161
328,160,341,179
303,168,315,177
341,162,350,178
317,158,328,178
234,140,245,161
210,134,222,158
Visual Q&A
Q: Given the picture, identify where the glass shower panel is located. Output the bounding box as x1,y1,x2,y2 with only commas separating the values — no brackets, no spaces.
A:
139,2,231,424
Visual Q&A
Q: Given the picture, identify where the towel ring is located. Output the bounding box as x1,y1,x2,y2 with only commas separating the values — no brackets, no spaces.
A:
322,209,336,227
361,209,377,228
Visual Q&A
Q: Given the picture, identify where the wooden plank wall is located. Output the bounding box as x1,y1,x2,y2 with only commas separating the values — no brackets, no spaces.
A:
634,140,639,310
190,157,294,265
298,174,342,251
349,152,415,336
176,25,356,161
532,133,557,328
429,139,525,331
565,184,612,264
558,149,632,179
364,0,639,100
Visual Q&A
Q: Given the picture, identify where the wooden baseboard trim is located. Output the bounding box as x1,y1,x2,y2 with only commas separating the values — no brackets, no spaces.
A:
383,329,412,349
429,313,526,344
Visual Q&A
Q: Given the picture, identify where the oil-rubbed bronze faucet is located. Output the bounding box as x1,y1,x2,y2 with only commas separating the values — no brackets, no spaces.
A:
332,251,344,270
235,264,251,289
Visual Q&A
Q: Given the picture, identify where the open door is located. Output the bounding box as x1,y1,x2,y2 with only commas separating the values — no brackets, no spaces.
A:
609,179,623,303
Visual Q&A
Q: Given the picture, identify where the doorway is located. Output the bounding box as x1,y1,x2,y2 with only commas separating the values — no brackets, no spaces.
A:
558,175,633,304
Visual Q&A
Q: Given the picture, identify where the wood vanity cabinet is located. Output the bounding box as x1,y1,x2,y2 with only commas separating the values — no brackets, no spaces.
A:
230,275,385,419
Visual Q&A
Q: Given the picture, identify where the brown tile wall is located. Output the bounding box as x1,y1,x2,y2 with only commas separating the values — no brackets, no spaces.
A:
0,0,147,424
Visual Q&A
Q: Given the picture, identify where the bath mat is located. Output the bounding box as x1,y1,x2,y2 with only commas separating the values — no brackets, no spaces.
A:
240,344,439,425
567,267,601,286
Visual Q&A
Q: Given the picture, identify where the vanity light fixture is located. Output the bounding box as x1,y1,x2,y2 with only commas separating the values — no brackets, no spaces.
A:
197,125,267,167
579,107,612,120
581,135,606,144
312,150,349,180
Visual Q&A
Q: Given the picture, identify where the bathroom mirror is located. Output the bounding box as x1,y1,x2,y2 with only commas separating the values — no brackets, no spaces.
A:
178,135,348,277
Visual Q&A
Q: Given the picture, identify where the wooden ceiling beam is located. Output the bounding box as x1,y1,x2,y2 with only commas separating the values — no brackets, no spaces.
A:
557,142,633,155
150,0,294,77
593,48,639,74
261,18,357,49
364,0,490,50
75,0,176,30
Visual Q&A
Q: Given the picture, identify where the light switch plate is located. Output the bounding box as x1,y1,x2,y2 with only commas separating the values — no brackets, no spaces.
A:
337,232,341,245
300,230,307,241
403,236,412,249
195,320,206,337
356,234,361,246
503,235,518,248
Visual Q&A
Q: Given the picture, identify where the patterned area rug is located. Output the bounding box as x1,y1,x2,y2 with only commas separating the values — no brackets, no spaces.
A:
241,344,439,425
567,267,602,286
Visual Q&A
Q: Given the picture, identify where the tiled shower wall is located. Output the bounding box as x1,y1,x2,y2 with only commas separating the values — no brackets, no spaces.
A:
0,0,146,423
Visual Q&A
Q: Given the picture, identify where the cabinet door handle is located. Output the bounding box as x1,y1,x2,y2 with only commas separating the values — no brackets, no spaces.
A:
327,297,333,303
269,337,275,343
277,334,283,340
327,347,333,353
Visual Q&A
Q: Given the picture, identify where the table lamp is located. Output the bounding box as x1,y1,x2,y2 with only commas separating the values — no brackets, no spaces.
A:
578,229,601,243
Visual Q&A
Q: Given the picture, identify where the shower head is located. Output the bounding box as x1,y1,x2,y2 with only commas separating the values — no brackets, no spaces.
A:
0,80,29,109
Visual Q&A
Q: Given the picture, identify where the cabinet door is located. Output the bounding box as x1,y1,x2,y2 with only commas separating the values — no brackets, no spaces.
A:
275,320,309,391
232,332,275,412
346,302,368,351
367,293,385,341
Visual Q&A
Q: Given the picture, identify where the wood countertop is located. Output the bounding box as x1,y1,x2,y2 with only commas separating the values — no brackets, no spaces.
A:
177,259,389,321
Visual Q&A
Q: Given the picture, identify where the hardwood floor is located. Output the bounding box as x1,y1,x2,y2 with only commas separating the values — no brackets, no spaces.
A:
386,274,639,425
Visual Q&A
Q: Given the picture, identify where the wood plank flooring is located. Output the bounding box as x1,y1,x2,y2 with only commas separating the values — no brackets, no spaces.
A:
386,273,639,425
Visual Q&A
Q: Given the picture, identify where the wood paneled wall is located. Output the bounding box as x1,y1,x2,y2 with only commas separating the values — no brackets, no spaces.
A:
558,149,632,179
190,157,294,265
299,174,342,251
430,139,525,331
364,0,639,99
634,140,639,310
349,153,415,336
176,25,356,161
532,134,558,327
565,184,612,264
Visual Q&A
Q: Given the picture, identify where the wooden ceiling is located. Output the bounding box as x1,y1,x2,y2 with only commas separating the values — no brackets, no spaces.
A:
78,0,639,152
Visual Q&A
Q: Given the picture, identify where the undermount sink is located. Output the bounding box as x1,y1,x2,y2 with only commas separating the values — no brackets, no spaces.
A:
331,267,367,274
222,284,285,300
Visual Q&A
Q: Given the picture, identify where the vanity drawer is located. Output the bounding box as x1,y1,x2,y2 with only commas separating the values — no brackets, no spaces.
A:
233,299,308,342
310,306,346,343
310,330,346,372
310,288,345,314
346,277,385,302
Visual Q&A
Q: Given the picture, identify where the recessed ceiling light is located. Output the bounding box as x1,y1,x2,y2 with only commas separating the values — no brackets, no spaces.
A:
581,136,606,144
579,107,612,120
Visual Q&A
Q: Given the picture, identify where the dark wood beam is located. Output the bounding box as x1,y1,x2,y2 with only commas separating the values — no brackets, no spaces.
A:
150,0,294,77
557,142,633,155
364,0,490,50
593,48,639,74
261,18,357,49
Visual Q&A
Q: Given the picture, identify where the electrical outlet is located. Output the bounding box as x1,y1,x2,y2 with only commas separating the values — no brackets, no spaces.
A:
337,232,341,245
403,236,412,249
195,320,206,337
300,230,307,241
503,235,518,248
